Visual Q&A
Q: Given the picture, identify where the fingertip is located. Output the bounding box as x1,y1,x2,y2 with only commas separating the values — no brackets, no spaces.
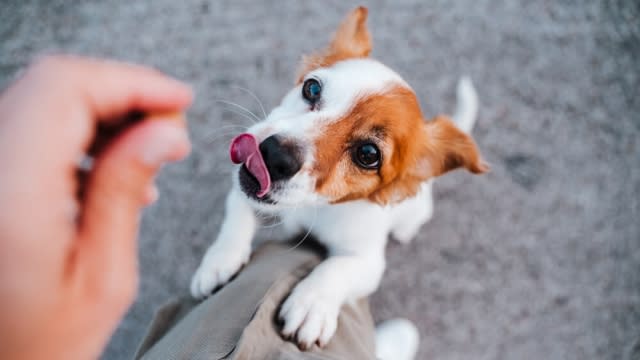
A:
136,120,190,167
157,77,194,109
177,82,194,106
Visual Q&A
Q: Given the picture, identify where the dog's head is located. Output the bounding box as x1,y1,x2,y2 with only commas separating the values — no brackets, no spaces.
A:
231,6,487,209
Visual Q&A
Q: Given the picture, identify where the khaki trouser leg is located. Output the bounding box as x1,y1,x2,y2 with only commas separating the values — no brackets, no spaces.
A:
136,243,377,360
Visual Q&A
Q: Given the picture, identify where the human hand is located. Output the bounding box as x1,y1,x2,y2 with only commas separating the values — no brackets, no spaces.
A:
0,56,192,359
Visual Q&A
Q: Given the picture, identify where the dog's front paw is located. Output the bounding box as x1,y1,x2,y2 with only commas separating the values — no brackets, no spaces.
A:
279,283,341,350
190,245,250,299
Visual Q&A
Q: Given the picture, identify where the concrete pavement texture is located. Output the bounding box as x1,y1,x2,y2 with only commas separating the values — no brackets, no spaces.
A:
1,1,638,359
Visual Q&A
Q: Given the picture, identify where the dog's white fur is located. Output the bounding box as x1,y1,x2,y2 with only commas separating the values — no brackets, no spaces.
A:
191,58,478,348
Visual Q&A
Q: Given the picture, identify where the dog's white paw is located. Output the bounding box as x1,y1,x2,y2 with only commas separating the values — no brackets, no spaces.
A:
279,283,341,350
190,244,249,299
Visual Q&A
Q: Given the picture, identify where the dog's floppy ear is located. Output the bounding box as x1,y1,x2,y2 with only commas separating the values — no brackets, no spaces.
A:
369,115,487,205
418,115,489,178
297,6,372,82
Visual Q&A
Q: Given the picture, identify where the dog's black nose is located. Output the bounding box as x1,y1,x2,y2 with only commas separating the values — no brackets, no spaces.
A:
259,135,303,182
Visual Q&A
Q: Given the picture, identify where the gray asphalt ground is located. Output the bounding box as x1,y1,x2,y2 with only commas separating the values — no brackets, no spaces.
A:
1,1,639,359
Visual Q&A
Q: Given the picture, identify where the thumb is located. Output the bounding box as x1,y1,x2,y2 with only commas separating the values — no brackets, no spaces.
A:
77,118,190,293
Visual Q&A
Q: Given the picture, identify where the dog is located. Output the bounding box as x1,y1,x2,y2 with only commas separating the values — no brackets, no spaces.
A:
191,6,488,350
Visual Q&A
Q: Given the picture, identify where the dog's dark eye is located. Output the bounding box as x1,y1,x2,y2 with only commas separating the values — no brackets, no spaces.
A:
302,78,322,105
353,143,381,169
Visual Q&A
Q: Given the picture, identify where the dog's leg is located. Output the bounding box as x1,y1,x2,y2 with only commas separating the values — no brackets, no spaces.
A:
190,187,256,299
391,181,433,244
279,244,386,349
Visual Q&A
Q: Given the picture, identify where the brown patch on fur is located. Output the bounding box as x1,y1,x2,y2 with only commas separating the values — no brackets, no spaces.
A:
296,7,372,83
312,89,488,205
423,116,490,176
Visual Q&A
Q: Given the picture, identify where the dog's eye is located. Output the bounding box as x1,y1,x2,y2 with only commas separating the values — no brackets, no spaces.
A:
353,143,381,169
302,78,322,105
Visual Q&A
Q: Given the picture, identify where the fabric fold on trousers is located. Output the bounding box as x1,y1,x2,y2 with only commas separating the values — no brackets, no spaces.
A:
136,242,377,360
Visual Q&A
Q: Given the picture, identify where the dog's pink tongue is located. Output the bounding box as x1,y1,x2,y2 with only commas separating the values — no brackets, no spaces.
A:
230,133,271,198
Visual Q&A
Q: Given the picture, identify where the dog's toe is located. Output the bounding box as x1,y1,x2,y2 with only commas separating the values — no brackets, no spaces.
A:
279,285,340,349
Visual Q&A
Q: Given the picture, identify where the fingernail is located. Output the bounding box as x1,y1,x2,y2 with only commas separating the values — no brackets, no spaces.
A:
140,122,190,167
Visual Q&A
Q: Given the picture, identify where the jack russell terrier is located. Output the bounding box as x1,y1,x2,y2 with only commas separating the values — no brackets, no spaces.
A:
191,6,488,352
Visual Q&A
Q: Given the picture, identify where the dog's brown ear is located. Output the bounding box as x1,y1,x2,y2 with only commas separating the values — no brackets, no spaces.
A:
417,115,489,178
368,115,487,205
328,6,372,59
297,7,372,82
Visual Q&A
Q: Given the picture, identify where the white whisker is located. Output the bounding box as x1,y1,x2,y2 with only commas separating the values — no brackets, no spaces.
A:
213,124,251,131
231,85,268,119
197,132,240,145
214,99,261,124
218,106,259,126
287,206,318,252
196,124,249,145
260,218,285,228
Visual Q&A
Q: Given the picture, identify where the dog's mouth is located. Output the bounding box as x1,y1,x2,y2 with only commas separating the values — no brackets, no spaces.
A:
230,133,271,198
238,165,276,204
